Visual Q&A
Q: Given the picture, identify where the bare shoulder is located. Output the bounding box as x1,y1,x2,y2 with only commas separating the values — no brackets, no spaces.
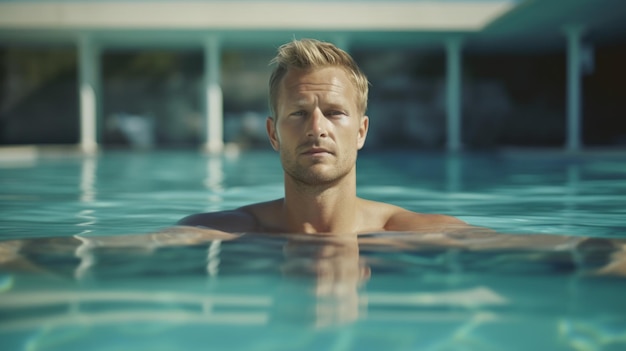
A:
177,199,282,233
356,198,465,232
382,204,466,232
177,208,260,233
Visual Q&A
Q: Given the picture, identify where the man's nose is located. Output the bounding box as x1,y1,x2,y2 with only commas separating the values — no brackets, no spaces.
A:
306,109,328,138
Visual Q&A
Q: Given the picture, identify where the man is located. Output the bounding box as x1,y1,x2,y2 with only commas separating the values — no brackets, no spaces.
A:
178,38,464,234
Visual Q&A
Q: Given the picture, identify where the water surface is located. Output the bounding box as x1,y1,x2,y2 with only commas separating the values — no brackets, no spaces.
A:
1,150,625,350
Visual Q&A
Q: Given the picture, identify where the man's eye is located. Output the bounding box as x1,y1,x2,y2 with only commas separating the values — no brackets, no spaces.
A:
327,111,346,117
290,111,306,117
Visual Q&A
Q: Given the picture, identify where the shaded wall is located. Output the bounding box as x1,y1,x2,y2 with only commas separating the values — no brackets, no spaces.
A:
101,50,203,148
1,42,625,149
354,48,447,149
221,49,272,149
582,44,626,146
0,47,79,144
463,51,567,148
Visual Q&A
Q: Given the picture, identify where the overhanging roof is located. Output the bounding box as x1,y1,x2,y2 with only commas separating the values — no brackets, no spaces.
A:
0,1,515,31
0,0,625,52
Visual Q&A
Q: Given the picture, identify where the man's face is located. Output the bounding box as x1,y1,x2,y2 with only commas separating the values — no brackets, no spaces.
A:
267,66,369,186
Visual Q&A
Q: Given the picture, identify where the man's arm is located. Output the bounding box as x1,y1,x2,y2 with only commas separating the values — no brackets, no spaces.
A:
0,225,240,275
1,209,256,266
371,210,626,276
381,209,592,251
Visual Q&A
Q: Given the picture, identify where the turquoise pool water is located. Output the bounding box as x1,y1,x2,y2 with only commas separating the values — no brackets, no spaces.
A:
1,150,625,350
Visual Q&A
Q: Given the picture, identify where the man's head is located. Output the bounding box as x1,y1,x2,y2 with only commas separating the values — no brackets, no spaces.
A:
266,39,370,187
268,39,369,119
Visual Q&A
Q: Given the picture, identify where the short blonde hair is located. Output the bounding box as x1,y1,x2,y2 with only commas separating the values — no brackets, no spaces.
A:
268,39,369,118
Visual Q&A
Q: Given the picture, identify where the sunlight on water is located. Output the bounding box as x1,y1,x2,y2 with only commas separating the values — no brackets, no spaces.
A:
0,150,625,350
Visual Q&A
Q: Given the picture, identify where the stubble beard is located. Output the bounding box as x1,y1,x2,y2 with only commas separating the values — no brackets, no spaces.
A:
280,149,355,189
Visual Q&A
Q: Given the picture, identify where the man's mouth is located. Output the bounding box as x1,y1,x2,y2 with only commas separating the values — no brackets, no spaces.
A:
302,147,332,155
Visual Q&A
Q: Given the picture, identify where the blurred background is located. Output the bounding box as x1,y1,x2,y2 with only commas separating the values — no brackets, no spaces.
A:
0,0,625,152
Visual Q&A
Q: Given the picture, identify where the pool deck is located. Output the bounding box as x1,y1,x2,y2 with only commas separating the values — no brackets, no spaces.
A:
0,145,87,163
2,144,625,163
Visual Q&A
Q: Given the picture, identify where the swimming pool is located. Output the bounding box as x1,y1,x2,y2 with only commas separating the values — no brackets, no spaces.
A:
1,149,625,350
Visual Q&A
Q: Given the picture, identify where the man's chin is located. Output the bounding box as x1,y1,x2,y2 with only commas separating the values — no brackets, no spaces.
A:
291,171,340,187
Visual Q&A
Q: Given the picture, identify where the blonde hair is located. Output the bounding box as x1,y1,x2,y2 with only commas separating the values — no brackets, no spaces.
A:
268,39,369,118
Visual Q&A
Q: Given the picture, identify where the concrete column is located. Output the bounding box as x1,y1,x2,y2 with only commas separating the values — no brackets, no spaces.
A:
78,35,98,153
564,25,584,152
446,37,462,152
204,35,224,153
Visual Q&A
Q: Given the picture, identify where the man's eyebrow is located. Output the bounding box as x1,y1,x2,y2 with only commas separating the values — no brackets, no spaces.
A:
324,100,347,107
322,100,350,109
288,99,311,107
286,100,348,110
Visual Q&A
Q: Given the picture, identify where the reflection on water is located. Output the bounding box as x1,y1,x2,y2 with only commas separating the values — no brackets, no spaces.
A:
564,162,580,228
79,155,97,204
204,156,224,212
445,154,461,194
1,151,626,349
1,231,625,350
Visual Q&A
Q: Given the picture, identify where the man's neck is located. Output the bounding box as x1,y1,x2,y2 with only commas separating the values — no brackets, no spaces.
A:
282,175,358,234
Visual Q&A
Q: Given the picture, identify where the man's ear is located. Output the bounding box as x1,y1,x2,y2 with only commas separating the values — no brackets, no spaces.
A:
266,117,280,151
357,115,369,150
